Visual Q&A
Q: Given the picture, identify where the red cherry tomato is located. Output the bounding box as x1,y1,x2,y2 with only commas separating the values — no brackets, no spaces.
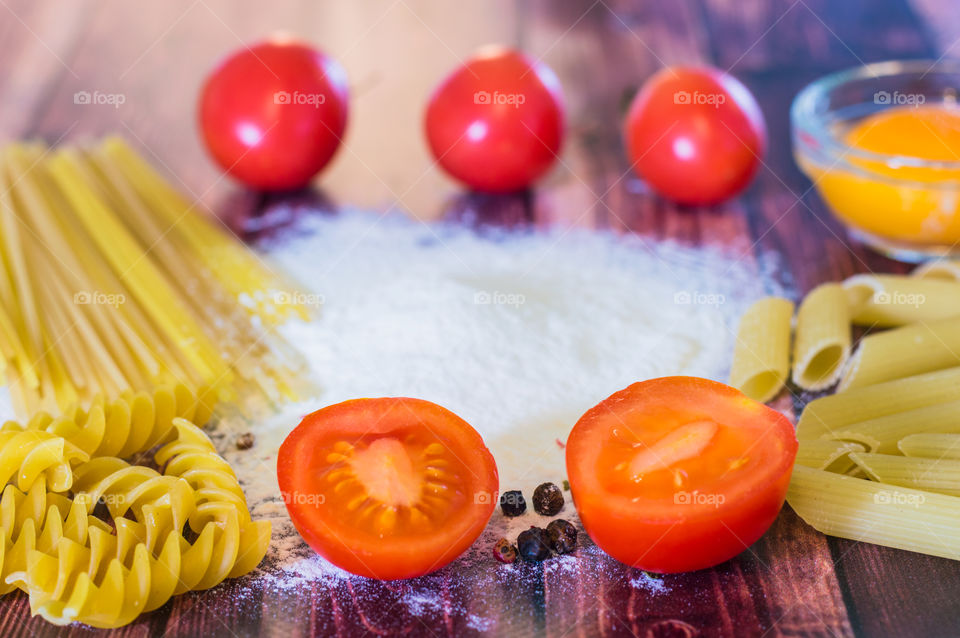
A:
566,377,797,573
624,67,766,205
425,46,565,193
198,38,349,191
278,397,499,580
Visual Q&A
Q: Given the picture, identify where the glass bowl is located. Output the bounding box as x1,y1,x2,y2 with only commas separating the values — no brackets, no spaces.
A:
792,60,960,262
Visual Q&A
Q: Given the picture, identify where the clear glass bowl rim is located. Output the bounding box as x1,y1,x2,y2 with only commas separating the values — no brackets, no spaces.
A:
791,58,960,172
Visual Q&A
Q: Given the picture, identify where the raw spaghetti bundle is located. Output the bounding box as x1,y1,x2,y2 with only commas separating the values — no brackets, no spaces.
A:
0,136,313,418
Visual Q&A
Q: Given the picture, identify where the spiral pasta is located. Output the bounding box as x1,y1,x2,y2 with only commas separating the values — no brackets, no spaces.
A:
0,390,269,628
2,383,216,461
156,418,271,580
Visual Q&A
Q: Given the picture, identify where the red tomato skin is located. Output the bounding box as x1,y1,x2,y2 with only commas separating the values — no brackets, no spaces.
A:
277,397,498,580
573,463,792,573
566,377,797,573
425,46,565,193
198,38,349,191
624,67,767,205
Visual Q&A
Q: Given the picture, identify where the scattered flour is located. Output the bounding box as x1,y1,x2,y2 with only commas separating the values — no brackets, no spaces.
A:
0,208,777,625
213,209,779,595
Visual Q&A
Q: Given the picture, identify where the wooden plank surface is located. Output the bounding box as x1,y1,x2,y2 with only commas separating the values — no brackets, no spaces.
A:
0,1,958,636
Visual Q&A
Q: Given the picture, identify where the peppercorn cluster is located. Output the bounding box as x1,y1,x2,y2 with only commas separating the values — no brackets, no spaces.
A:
492,481,578,564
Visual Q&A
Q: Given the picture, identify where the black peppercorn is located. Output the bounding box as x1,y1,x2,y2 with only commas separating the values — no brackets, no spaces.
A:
532,482,564,516
499,490,526,517
545,518,578,554
492,537,517,564
236,432,255,450
516,527,551,562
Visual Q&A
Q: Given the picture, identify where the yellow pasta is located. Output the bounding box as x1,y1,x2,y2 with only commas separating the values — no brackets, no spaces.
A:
899,433,960,460
843,274,960,327
2,383,215,460
796,366,960,442
913,259,960,281
810,399,960,454
792,284,850,390
728,297,794,402
849,452,960,497
0,482,102,595
0,396,267,627
787,465,960,560
156,419,271,578
839,317,960,390
795,439,865,473
0,138,314,417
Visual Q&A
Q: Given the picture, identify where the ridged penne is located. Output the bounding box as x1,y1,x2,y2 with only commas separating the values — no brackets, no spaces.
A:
795,439,864,473
787,465,960,561
849,452,960,497
728,297,794,402
792,284,850,390
796,367,960,441
809,399,960,454
840,317,960,390
899,433,960,460
913,259,960,281
843,274,960,327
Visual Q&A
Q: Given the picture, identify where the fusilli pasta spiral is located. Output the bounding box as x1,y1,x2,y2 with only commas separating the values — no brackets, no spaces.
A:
0,390,269,628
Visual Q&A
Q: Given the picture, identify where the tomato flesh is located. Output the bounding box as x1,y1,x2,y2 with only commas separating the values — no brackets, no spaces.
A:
566,377,796,573
624,67,766,205
278,398,498,580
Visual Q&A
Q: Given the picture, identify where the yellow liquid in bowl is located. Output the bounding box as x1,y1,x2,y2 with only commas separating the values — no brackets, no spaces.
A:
802,105,960,244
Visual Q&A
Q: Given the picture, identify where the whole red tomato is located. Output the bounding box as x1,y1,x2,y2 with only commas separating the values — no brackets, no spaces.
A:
425,46,565,193
198,38,349,191
624,67,766,205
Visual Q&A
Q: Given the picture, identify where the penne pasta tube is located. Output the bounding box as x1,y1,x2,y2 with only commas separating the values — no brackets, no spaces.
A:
795,439,864,473
796,367,960,441
840,317,960,390
817,399,960,454
913,259,960,281
728,297,794,402
787,465,960,561
792,284,850,391
849,452,960,497
843,274,960,327
899,433,960,460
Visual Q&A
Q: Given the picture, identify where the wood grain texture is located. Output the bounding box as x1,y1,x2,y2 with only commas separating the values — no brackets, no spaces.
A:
0,0,957,635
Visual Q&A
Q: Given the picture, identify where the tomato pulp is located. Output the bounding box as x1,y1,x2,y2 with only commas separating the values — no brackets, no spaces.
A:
566,377,797,573
278,398,498,580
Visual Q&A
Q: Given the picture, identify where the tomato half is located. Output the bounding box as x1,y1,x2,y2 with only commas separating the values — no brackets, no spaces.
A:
278,398,498,580
424,45,565,193
198,37,349,191
624,67,766,205
566,377,796,573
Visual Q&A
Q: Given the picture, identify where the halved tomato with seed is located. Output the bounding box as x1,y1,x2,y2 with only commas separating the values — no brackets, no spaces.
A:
566,377,797,573
278,397,498,580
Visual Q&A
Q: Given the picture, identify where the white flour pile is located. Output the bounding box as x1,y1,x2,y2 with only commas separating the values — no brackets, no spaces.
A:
0,209,781,616
210,209,780,589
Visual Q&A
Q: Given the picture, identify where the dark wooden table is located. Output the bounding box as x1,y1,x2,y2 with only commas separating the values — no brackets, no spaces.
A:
1,1,959,636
